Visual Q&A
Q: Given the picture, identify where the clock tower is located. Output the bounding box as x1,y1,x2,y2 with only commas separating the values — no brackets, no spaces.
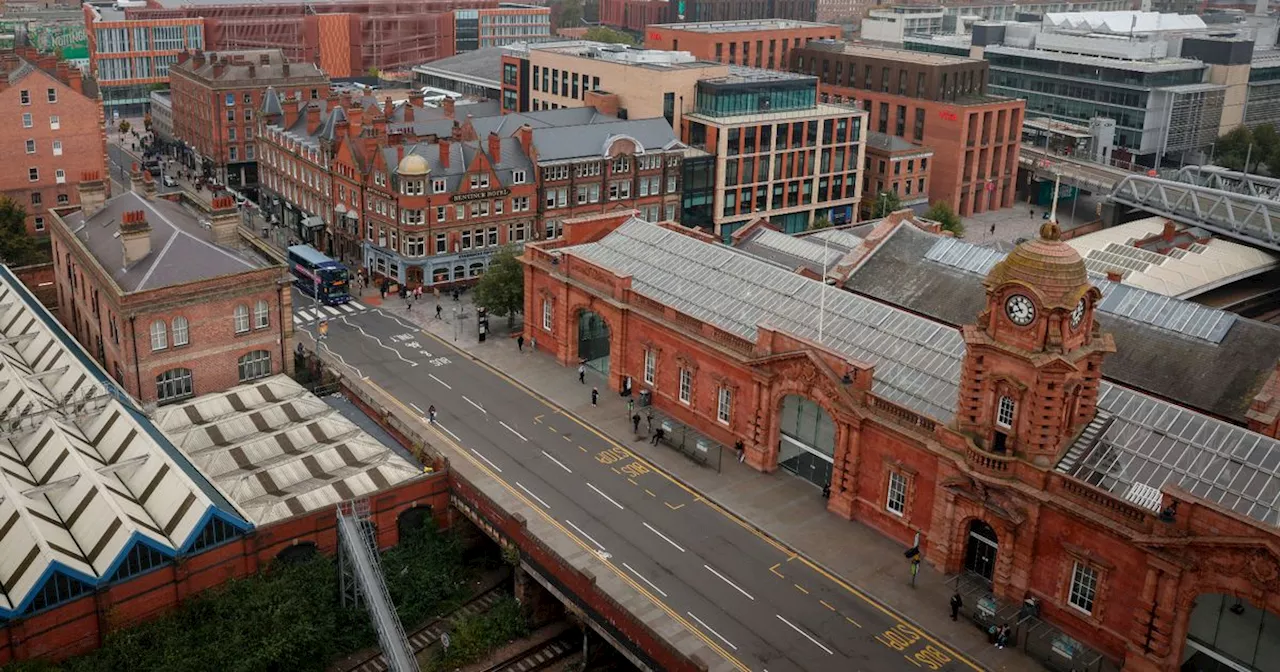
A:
956,221,1115,466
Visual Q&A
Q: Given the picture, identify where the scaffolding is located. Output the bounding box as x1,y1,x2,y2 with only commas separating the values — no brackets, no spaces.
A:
336,499,419,672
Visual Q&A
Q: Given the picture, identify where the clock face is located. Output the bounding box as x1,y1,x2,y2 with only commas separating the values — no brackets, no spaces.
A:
1070,299,1086,329
1005,294,1036,326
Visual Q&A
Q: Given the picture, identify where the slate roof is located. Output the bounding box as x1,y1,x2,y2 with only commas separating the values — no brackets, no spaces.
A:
563,219,1280,527
737,227,845,274
60,191,270,293
0,266,249,619
843,224,1280,424
530,117,684,163
799,227,865,252
389,135,534,193
154,376,424,525
413,47,505,85
175,49,325,83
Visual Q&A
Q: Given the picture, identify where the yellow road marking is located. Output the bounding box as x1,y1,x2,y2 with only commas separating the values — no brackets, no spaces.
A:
820,600,836,611
665,502,685,511
365,378,749,672
769,563,785,578
794,583,809,595
414,327,982,672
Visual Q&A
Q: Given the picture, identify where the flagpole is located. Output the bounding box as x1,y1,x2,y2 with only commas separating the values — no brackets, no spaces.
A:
818,235,829,344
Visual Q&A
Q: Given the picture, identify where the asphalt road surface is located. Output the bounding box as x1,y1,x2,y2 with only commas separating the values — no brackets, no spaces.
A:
301,294,979,672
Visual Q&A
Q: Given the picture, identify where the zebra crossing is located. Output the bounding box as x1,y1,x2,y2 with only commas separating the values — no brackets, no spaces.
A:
292,300,372,326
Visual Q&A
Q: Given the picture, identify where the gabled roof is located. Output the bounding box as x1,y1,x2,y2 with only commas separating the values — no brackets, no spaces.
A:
60,191,271,293
153,376,424,526
0,266,249,619
530,117,684,163
737,227,845,275
562,220,1280,528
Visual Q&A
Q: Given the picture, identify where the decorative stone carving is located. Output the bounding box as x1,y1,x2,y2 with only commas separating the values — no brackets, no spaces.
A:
1200,548,1280,594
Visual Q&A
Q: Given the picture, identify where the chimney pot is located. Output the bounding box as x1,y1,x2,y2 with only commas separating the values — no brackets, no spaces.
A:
210,196,241,247
1106,270,1123,282
442,98,455,119
487,132,502,165
77,171,107,219
120,210,152,267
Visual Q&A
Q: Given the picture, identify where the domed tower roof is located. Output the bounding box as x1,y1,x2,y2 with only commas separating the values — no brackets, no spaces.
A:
396,154,430,176
984,221,1088,309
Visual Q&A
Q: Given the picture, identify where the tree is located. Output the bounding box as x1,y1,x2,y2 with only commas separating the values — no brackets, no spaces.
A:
555,0,583,28
924,201,964,237
0,199,44,267
583,26,636,45
871,191,902,219
809,216,832,230
118,120,131,134
473,245,525,328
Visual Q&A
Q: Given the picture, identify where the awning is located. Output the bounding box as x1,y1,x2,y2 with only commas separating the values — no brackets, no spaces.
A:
301,216,325,230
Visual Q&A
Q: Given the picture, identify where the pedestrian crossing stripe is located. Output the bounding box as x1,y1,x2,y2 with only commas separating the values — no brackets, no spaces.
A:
292,300,369,325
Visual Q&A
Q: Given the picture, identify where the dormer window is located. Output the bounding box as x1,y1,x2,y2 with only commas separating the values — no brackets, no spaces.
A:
470,173,490,189
512,170,526,184
613,156,630,172
432,178,446,193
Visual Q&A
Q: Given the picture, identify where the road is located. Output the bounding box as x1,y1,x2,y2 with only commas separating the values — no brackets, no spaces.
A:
106,142,182,195
300,293,978,672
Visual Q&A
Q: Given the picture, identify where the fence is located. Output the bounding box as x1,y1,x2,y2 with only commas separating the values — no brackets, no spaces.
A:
644,407,723,473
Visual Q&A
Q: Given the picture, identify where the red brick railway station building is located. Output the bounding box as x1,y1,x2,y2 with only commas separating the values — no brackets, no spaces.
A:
522,211,1280,672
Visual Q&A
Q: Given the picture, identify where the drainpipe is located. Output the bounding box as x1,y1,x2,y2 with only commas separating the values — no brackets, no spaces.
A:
128,315,142,400
277,282,287,374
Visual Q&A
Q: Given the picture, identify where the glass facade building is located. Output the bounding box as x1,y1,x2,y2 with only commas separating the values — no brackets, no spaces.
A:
694,75,817,117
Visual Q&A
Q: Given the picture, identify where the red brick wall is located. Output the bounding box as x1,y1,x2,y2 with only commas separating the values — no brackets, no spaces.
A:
12,263,58,311
643,26,840,68
0,475,449,666
0,67,107,235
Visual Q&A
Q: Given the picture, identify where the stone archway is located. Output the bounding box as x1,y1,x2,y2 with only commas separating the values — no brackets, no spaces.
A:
276,541,318,564
962,519,999,583
776,393,836,489
1182,593,1280,671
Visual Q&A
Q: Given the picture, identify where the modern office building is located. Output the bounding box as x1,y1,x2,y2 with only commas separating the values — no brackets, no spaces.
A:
149,89,174,141
0,46,107,236
1246,49,1280,128
454,3,550,52
792,41,1024,217
643,19,841,68
682,68,867,236
599,0,818,34
82,3,204,116
169,49,328,195
500,40,729,128
860,5,948,43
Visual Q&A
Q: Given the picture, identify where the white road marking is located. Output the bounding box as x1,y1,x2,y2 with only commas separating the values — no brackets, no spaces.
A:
470,448,502,473
297,309,318,321
317,340,363,378
688,611,738,651
462,395,486,413
587,483,624,510
342,317,418,367
623,562,667,598
643,522,686,553
349,300,367,311
293,316,303,325
436,422,461,443
776,614,834,655
704,564,754,601
339,303,356,313
517,482,551,509
565,519,606,552
541,450,572,473
500,421,528,441
410,402,425,415
429,373,452,389
323,305,341,316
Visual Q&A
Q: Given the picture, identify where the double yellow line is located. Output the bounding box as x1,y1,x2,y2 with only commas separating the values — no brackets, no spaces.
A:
365,377,751,672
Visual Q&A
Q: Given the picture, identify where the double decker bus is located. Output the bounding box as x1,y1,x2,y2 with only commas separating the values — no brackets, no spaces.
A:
286,245,352,305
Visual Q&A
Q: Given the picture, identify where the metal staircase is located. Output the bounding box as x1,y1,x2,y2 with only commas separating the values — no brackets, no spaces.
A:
1056,410,1114,474
337,499,419,672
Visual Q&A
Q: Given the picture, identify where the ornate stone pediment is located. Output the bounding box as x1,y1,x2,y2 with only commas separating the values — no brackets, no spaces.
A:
751,350,860,418
942,474,1028,526
1195,546,1280,595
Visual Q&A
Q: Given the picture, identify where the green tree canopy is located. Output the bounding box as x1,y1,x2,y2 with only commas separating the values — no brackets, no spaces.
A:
0,198,44,267
117,120,130,134
924,201,964,237
555,0,583,28
871,190,902,219
583,26,636,45
809,216,832,230
473,245,525,327
1213,124,1280,174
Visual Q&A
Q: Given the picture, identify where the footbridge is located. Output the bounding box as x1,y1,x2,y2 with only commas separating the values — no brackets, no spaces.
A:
1107,169,1280,252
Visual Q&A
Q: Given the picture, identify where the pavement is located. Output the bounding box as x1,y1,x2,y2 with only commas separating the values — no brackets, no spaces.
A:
292,279,1048,672
961,193,1102,249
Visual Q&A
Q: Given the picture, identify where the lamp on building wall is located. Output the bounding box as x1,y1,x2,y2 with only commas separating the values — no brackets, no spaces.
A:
1158,501,1178,524
1229,599,1246,616
841,371,854,385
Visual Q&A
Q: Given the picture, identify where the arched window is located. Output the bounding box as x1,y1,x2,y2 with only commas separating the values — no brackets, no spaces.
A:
238,350,272,382
149,320,167,351
254,299,269,329
233,304,249,334
996,396,1016,428
171,316,189,347
156,368,193,403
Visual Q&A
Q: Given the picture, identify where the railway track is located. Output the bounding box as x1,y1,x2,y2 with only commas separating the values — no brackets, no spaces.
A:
474,631,581,672
343,584,508,672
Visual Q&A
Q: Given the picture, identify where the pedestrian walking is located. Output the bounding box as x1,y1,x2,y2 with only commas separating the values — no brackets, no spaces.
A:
578,364,586,384
436,303,443,319
734,439,745,463
380,280,388,300
950,592,963,621
529,335,536,352
627,398,634,415
632,413,641,433
651,426,665,445
591,387,599,406
517,335,525,352
427,404,437,424
989,223,996,237
996,624,1010,650
646,410,653,433
1029,208,1034,219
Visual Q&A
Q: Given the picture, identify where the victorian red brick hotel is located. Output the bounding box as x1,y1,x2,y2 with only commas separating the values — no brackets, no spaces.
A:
523,211,1280,672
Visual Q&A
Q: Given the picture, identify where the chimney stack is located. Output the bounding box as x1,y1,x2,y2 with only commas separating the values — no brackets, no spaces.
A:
129,162,145,193
120,210,152,267
383,96,393,119
141,171,157,200
281,94,300,127
77,171,107,219
409,90,424,108
516,124,535,160
210,196,241,248
442,97,455,119
282,62,290,77
487,131,502,164
347,104,363,136
305,103,321,134
439,139,450,169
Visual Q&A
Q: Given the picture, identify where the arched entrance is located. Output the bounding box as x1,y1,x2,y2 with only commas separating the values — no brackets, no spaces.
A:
577,310,611,375
776,394,835,488
964,520,999,582
1183,594,1280,671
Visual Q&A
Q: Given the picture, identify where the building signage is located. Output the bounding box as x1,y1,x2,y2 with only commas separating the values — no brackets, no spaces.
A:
451,188,510,203
939,110,958,122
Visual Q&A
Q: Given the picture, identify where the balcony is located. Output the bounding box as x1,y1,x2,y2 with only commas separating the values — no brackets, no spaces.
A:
964,443,1013,478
